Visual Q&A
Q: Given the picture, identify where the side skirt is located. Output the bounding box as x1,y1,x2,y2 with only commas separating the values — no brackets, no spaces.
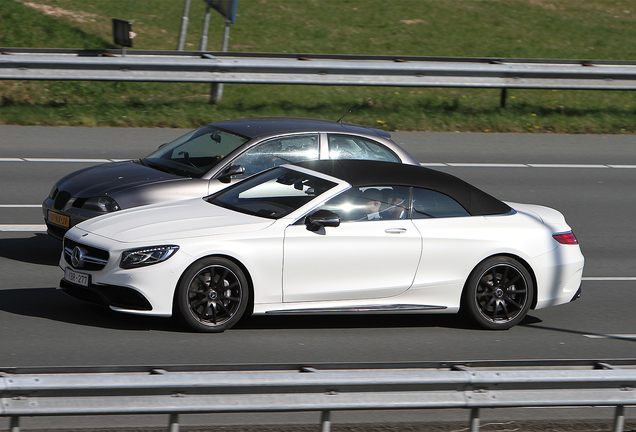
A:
265,304,447,314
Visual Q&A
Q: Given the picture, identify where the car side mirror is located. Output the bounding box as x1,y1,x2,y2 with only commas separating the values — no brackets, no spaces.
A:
218,165,246,183
305,210,340,232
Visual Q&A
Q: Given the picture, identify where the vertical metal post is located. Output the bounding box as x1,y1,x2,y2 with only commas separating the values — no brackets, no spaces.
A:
470,407,480,432
500,88,507,108
210,19,232,104
10,416,20,432
320,410,331,432
614,405,625,432
177,0,191,51
168,413,180,432
200,5,212,51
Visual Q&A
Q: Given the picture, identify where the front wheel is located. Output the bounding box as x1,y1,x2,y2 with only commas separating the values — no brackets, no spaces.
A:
175,257,249,332
464,256,534,330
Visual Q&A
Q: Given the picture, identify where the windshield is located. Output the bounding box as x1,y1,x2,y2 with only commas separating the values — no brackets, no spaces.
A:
208,167,338,219
143,125,249,178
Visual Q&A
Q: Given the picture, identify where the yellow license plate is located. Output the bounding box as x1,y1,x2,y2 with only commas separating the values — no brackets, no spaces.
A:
48,211,70,228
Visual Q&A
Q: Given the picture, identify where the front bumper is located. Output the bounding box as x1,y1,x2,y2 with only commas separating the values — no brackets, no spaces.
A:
59,278,152,311
43,197,97,240
42,198,90,240
59,229,192,316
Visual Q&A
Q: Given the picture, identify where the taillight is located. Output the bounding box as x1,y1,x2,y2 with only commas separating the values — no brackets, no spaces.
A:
553,232,578,245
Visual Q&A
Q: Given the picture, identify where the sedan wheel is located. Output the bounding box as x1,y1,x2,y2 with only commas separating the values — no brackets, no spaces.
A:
176,257,249,332
465,257,533,330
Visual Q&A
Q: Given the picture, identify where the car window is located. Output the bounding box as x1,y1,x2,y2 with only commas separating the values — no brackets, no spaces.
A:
209,167,336,219
316,186,410,221
411,187,470,219
231,135,319,179
328,134,400,163
144,125,249,178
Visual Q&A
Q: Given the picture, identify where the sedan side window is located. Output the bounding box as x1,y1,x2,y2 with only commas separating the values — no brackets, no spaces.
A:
328,134,400,163
412,188,470,219
232,134,319,179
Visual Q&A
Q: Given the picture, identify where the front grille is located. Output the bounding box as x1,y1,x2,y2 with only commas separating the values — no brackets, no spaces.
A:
63,238,110,271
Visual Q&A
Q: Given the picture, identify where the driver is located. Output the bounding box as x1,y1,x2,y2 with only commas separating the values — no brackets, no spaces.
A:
382,190,407,219
360,189,382,220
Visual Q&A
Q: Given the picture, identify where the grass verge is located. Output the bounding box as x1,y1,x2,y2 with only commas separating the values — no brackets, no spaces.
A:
1,0,635,132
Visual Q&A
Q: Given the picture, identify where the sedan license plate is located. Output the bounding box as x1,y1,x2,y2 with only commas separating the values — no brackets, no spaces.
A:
48,211,70,228
65,268,89,287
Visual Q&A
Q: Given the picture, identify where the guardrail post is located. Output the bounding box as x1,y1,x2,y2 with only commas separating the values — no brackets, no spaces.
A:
168,413,179,432
500,88,507,108
470,407,480,432
9,416,19,432
614,405,625,432
209,18,232,104
320,410,331,432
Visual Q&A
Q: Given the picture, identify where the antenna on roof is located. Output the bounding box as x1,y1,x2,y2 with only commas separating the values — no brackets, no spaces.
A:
337,98,374,124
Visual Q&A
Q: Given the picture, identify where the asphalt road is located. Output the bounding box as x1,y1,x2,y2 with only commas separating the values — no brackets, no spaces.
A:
1,126,635,429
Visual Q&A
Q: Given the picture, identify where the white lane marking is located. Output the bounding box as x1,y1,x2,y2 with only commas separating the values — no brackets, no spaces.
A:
1,158,130,163
421,163,636,169
583,277,636,281
583,334,636,340
445,163,528,168
0,159,635,168
0,204,41,208
0,224,48,232
23,158,113,163
528,164,609,169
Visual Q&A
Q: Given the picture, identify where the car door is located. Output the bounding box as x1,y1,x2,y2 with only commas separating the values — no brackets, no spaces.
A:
282,186,422,303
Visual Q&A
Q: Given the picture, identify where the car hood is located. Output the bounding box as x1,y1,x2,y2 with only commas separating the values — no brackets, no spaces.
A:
74,198,274,243
56,160,184,197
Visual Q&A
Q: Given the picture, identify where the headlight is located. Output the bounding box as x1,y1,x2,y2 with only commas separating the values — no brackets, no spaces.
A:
83,196,121,212
120,245,179,269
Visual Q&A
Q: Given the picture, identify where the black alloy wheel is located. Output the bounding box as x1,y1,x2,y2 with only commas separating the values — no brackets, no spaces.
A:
465,256,533,330
176,257,249,332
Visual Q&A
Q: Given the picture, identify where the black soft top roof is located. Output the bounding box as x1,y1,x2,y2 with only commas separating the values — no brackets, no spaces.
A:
295,160,512,216
212,117,392,140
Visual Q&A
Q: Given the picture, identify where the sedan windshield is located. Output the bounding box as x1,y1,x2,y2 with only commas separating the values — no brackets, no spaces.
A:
208,167,338,219
143,125,249,178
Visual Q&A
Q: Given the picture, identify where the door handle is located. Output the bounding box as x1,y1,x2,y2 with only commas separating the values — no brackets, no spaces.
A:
385,228,407,234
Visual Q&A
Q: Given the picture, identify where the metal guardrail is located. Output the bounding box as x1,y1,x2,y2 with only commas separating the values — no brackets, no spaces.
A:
1,359,635,432
1,48,636,104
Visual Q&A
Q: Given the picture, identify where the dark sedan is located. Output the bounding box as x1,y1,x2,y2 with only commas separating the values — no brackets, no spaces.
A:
43,117,419,239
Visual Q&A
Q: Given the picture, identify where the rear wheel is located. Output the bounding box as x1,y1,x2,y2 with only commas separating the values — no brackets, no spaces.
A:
176,257,249,332
465,256,533,330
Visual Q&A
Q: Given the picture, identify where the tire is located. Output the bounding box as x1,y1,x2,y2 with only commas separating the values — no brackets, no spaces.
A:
464,256,534,330
175,257,249,332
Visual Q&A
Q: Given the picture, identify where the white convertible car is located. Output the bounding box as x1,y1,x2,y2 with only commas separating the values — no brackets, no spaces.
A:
59,160,584,332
